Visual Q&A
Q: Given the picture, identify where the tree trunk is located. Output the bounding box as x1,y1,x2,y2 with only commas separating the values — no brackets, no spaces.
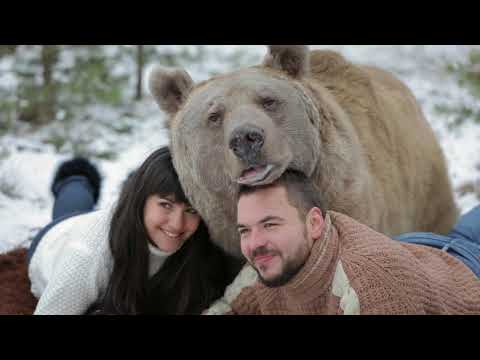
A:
135,45,144,101
0,45,17,57
40,45,59,123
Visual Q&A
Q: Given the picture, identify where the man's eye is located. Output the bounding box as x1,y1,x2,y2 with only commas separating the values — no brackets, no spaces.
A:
238,229,249,237
264,223,277,229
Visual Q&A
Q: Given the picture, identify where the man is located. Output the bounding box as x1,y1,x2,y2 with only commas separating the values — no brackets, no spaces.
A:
205,171,480,315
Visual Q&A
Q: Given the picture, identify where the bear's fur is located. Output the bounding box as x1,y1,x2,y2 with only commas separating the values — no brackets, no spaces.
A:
149,45,458,258
0,248,37,315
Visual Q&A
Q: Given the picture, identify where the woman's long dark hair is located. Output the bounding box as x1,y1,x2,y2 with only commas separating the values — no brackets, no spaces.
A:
100,146,242,315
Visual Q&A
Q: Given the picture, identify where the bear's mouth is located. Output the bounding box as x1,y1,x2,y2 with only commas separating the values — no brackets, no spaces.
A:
237,164,275,186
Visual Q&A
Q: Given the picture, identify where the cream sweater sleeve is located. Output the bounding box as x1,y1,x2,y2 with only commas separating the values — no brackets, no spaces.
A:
203,264,258,315
32,210,113,315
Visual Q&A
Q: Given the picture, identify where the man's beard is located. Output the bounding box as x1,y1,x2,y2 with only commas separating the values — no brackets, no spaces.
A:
251,227,310,288
257,255,307,288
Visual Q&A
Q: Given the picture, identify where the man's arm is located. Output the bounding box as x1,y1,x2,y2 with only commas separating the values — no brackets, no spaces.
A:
341,254,426,315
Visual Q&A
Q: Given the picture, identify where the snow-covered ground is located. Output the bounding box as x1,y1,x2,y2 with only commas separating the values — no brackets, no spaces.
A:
1,45,479,254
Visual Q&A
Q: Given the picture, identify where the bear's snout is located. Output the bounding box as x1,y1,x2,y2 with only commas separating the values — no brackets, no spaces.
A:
229,125,265,164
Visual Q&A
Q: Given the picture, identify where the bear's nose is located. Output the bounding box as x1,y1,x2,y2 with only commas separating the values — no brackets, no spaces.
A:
229,125,265,163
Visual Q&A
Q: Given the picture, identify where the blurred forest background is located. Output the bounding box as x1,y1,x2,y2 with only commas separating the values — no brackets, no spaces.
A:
0,45,261,156
1,45,479,146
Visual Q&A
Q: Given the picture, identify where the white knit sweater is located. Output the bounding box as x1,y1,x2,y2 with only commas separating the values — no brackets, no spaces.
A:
28,207,173,315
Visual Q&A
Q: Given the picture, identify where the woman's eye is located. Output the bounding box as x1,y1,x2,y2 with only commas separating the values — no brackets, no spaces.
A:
159,201,172,209
186,208,198,215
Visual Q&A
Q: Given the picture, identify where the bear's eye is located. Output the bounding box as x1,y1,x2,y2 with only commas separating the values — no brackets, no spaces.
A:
261,97,278,110
208,112,222,125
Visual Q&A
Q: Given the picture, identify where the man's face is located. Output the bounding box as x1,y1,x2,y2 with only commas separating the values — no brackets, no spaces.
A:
237,185,323,287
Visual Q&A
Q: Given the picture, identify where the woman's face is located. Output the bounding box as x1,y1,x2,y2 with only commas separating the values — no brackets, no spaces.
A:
143,194,201,252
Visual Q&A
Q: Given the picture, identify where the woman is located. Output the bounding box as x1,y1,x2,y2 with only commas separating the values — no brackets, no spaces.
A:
28,146,241,315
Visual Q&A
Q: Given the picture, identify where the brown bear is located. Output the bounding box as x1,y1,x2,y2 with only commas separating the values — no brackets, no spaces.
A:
148,45,458,259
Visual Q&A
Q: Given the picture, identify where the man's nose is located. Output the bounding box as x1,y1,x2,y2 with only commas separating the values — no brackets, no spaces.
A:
246,228,267,254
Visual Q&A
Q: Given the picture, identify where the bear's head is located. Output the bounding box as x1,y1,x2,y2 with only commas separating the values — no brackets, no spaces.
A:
149,46,327,257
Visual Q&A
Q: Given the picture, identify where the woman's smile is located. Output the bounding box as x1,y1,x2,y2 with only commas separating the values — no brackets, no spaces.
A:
161,228,183,239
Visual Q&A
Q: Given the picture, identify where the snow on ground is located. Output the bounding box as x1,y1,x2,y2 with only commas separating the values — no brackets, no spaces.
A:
1,45,479,254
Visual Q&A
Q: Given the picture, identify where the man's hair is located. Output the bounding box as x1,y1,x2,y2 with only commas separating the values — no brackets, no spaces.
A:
238,170,326,220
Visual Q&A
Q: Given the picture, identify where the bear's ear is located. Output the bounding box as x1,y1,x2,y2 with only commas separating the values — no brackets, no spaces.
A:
148,66,194,115
263,45,310,78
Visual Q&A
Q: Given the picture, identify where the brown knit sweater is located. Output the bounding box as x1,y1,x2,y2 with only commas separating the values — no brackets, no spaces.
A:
205,211,480,315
